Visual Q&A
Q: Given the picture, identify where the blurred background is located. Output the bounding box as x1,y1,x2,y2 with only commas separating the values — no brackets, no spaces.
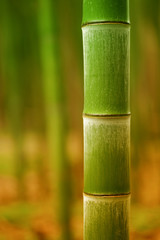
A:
0,0,159,239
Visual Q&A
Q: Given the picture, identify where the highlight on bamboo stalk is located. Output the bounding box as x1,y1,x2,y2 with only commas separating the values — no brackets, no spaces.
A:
82,0,131,239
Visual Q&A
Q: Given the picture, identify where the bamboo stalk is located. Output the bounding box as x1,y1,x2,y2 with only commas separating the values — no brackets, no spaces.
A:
1,0,26,199
84,194,130,240
82,0,130,239
37,0,71,239
84,116,130,195
83,24,130,115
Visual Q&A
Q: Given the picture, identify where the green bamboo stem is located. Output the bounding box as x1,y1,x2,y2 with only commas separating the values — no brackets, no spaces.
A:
83,0,129,24
84,194,130,240
82,0,130,239
83,24,130,115
37,0,71,239
84,116,130,195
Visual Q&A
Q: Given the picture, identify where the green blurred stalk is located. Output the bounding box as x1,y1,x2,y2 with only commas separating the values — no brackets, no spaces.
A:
37,0,71,239
82,0,130,239
0,0,26,199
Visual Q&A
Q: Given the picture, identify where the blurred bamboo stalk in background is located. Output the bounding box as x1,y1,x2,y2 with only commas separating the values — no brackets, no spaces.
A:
82,0,131,239
37,0,72,239
0,0,26,199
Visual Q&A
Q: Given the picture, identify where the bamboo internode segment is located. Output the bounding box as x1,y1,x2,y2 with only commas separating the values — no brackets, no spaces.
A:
84,194,130,240
82,24,130,115
82,0,130,25
84,116,130,195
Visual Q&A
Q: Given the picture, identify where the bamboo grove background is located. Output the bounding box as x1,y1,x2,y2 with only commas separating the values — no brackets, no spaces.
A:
0,0,159,239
